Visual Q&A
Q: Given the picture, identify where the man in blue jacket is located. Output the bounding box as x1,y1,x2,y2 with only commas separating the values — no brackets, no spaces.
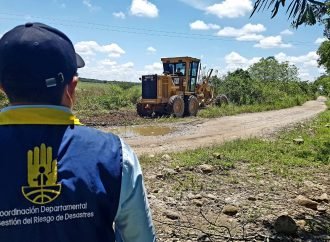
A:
0,22,156,242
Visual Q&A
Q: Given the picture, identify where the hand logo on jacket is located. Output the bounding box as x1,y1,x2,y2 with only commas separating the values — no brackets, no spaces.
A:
22,144,61,204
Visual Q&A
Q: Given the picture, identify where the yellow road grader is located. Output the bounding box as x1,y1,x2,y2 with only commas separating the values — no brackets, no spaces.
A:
136,56,228,117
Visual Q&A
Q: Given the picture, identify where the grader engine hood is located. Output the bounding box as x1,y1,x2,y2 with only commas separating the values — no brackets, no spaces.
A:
142,74,158,99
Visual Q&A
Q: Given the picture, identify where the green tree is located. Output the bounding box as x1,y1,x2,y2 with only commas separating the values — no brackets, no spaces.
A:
317,40,330,73
209,75,224,96
220,69,262,105
251,0,330,37
248,57,300,82
314,74,330,95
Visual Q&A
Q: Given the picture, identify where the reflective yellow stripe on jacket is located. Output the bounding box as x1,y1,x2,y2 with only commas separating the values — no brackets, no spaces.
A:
0,107,82,125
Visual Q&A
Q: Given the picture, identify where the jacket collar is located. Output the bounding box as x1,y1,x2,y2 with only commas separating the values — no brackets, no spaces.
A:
0,105,82,125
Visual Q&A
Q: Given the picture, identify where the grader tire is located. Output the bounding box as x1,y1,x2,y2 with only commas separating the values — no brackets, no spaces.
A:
136,103,152,117
185,95,199,116
215,94,229,107
168,95,185,117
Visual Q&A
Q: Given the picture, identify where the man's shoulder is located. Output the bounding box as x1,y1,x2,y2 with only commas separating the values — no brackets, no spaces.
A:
64,125,124,163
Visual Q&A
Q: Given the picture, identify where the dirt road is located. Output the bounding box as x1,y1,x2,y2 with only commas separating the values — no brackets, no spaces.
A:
101,97,327,155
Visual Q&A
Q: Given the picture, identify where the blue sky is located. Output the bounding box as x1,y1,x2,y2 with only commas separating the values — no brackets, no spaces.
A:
0,0,326,82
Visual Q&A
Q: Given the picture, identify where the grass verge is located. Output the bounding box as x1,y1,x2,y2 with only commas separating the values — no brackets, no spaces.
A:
198,95,312,118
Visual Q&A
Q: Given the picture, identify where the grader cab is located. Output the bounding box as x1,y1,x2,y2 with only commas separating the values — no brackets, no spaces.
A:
136,56,227,117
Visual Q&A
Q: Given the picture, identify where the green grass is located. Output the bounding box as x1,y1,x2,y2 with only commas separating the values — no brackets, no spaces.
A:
74,81,140,117
141,100,330,178
198,95,311,118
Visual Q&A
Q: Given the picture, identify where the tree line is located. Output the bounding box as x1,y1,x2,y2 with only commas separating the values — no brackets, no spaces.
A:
210,56,318,107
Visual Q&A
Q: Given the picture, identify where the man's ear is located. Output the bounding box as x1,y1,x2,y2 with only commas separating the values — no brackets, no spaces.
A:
67,76,78,96
61,76,78,108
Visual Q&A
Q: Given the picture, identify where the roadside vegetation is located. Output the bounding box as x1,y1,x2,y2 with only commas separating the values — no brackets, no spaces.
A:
0,55,329,123
72,56,327,121
201,57,317,118
74,57,323,120
74,79,140,118
75,57,330,121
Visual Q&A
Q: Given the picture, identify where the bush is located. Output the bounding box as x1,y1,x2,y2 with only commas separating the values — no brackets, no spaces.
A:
213,59,315,108
74,81,141,115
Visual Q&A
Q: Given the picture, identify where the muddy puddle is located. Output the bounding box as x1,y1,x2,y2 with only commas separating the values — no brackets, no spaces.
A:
109,125,175,137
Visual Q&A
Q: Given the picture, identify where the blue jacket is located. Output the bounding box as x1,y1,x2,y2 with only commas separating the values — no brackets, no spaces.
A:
0,106,155,242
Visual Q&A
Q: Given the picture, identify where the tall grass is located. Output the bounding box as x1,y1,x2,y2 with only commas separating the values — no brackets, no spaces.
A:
74,81,141,116
198,95,311,118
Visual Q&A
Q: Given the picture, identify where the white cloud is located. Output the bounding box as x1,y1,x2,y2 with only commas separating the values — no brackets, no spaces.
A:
254,35,292,49
24,15,33,21
217,24,266,37
102,44,126,57
275,52,319,68
225,52,261,71
179,0,208,10
74,40,162,82
190,20,220,30
74,41,163,82
75,42,162,81
53,0,66,8
79,60,137,82
147,46,157,53
130,0,159,18
83,0,92,8
275,52,323,80
75,41,125,58
216,27,239,37
144,62,163,73
206,0,253,18
99,59,117,66
217,26,291,47
122,62,135,68
298,70,315,80
280,29,293,35
242,23,266,33
113,11,126,19
83,0,100,11
224,51,322,80
216,23,266,41
315,37,327,44
236,34,264,41
75,41,98,56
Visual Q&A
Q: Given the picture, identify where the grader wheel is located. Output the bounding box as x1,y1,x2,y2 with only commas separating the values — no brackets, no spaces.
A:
168,95,185,117
214,94,229,107
185,95,199,116
136,103,152,117
136,101,153,117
